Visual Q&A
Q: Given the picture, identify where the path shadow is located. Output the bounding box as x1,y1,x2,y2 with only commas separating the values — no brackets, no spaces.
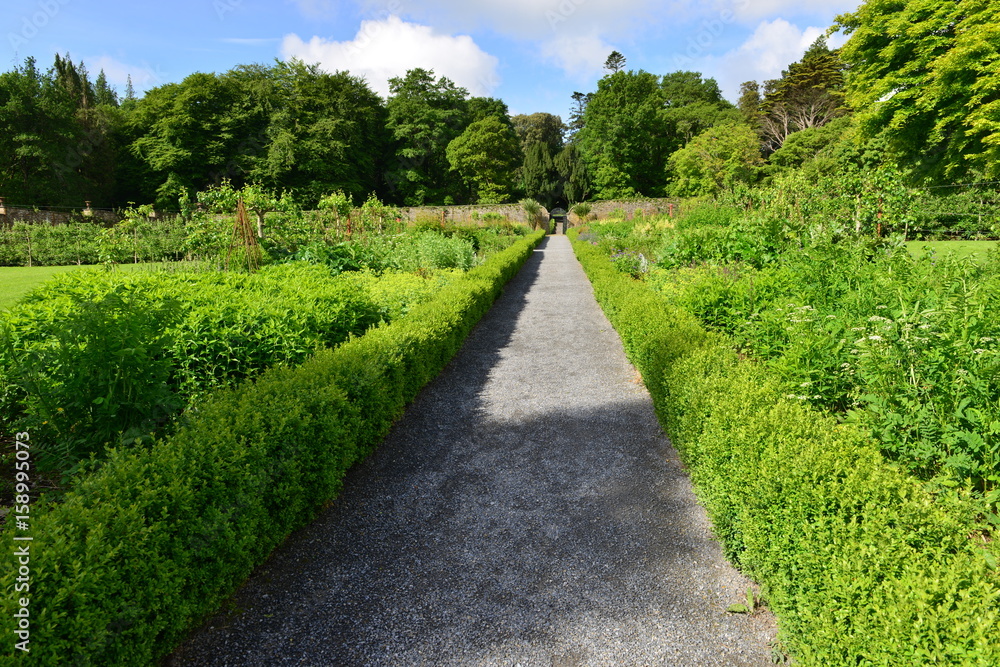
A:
165,236,775,666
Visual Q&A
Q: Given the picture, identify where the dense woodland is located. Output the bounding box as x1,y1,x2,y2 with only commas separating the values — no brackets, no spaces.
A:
0,0,997,213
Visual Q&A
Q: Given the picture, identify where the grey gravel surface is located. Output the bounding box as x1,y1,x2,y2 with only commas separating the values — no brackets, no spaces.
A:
167,235,777,666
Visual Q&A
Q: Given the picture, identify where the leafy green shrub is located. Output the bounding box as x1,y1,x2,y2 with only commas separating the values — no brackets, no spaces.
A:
1,284,182,472
0,230,544,666
0,215,189,268
570,228,1000,665
647,234,1000,489
571,202,592,220
0,264,400,474
413,215,443,232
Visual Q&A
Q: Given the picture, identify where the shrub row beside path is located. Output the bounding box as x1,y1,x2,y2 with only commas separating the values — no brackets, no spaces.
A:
166,235,775,665
570,229,1000,664
0,232,541,665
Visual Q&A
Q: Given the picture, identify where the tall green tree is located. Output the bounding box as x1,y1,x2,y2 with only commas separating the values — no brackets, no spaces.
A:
446,115,522,204
512,113,566,206
127,61,387,208
129,72,242,207
668,121,764,196
660,71,727,108
0,57,78,205
567,91,592,140
520,142,561,208
577,70,669,198
385,68,470,205
0,55,123,207
604,51,627,74
554,144,591,204
94,70,119,107
245,61,388,205
660,71,739,151
836,0,1000,180
512,113,565,153
737,80,762,123
758,37,847,154
467,97,511,125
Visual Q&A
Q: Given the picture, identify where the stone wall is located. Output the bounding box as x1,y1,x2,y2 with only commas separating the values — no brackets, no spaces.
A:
395,203,545,225
567,198,681,226
0,203,120,227
397,199,681,228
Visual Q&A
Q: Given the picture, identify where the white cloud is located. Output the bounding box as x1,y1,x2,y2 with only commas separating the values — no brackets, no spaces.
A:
281,16,500,97
88,55,164,91
541,33,617,81
360,0,661,40
709,19,828,99
719,0,860,23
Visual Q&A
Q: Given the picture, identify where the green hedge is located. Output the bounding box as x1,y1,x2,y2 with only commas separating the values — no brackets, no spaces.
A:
1,264,456,473
0,230,543,666
569,229,1000,664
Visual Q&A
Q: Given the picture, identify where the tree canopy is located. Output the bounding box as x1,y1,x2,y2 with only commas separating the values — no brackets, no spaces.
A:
837,0,1000,181
446,115,522,204
385,68,471,205
668,122,764,196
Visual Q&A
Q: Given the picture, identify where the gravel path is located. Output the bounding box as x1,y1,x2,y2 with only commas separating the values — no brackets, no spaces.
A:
168,235,776,666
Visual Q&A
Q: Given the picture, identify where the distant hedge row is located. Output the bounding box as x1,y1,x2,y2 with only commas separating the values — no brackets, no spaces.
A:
0,230,544,666
569,229,1000,664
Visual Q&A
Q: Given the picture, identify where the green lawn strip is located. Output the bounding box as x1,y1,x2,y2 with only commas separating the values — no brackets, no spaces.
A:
569,229,1000,665
906,239,998,260
0,265,83,310
0,262,185,310
0,231,543,666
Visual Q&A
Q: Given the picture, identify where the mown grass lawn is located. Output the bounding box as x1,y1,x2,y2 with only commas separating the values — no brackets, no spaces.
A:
906,240,998,260
0,263,186,310
0,265,86,310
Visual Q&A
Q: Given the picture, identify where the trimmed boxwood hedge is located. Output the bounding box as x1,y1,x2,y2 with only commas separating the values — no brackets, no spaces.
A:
0,230,544,666
569,229,1000,665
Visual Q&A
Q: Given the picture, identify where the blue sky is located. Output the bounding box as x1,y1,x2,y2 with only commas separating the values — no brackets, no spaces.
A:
3,0,860,119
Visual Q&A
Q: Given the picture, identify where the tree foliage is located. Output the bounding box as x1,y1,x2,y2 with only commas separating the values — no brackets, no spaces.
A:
0,56,121,207
604,51,627,74
837,0,1000,180
668,122,764,196
446,115,522,204
512,113,565,153
129,60,387,209
385,68,471,205
512,113,566,207
757,37,847,154
577,70,668,198
577,69,736,198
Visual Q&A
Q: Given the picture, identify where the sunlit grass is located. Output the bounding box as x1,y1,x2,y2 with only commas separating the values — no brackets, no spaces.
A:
906,240,998,261
0,263,187,310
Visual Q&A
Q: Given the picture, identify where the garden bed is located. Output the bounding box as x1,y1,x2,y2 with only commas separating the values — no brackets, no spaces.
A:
0,230,543,665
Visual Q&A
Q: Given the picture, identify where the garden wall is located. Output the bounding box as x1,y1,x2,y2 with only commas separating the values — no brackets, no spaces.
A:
0,203,121,227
